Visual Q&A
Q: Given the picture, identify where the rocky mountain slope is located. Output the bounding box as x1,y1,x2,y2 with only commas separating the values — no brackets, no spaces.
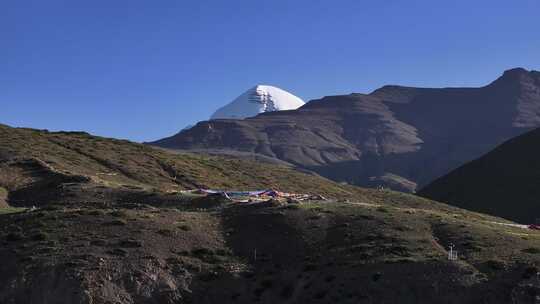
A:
152,68,540,192
3,124,540,303
418,127,540,224
211,85,305,120
6,192,540,304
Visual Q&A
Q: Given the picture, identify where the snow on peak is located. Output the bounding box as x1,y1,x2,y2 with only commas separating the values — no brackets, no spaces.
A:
210,85,305,120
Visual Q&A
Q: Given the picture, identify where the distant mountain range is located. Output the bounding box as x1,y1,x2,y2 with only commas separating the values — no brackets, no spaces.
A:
151,68,540,192
419,127,540,224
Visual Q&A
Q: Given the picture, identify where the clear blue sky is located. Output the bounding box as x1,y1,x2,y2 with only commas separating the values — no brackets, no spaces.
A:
2,0,539,142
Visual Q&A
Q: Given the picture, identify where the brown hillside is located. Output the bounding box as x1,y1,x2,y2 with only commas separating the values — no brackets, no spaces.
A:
0,124,357,208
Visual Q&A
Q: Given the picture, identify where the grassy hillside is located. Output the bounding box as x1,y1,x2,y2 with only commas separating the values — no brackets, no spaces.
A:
0,124,356,206
3,124,540,303
2,190,540,303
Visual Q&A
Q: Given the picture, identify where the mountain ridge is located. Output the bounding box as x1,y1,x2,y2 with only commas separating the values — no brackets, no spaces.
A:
151,68,540,192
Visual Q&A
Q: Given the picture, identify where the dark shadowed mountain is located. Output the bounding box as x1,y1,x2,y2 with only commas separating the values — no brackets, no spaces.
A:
151,68,540,192
418,127,540,224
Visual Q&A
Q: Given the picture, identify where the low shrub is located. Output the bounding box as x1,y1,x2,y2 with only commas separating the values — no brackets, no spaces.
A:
522,247,540,254
376,207,390,213
106,219,127,226
5,232,24,242
157,229,174,236
192,248,214,256
31,232,49,241
178,224,191,231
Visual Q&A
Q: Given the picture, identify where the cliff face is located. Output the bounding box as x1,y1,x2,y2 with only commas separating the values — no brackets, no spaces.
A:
152,68,540,192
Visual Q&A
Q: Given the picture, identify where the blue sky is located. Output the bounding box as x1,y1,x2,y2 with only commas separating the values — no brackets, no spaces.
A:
2,0,539,142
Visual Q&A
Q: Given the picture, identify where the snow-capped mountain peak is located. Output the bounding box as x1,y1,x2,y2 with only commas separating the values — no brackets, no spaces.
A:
210,85,305,120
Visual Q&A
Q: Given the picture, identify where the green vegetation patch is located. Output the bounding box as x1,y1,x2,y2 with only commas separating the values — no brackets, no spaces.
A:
0,186,9,208
0,207,27,215
0,187,7,197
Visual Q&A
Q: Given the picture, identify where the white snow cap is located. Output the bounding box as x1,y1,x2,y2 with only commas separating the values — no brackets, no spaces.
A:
211,85,305,120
